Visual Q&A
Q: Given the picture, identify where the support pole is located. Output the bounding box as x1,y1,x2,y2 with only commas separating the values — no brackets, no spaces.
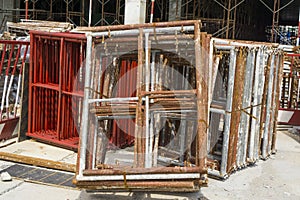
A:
88,0,92,27
226,0,232,39
25,0,29,20
271,0,280,43
150,0,155,23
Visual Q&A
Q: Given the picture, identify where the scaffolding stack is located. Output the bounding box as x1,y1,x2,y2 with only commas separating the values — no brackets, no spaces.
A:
207,39,284,178
73,20,209,191
16,19,285,190
27,31,86,150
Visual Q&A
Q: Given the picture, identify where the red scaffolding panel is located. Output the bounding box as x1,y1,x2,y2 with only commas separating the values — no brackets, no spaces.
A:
27,31,86,150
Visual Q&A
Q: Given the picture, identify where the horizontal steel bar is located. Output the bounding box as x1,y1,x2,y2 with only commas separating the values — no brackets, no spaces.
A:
90,26,195,37
213,38,277,47
97,115,135,120
214,45,235,50
75,20,200,32
0,40,30,45
210,107,226,115
152,110,197,113
76,173,200,181
30,30,86,40
88,97,139,104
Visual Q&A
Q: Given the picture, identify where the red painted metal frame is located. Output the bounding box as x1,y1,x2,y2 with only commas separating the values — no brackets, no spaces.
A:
27,31,86,150
279,53,300,125
0,39,29,140
278,108,300,126
111,59,137,147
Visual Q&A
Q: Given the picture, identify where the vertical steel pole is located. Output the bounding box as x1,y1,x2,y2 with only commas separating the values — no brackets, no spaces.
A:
220,47,236,177
145,32,151,168
268,54,280,153
150,0,155,23
254,48,266,160
227,48,246,172
88,0,93,27
225,0,232,39
241,48,255,166
194,21,207,173
25,0,29,19
272,53,284,153
262,53,275,159
134,29,144,168
248,48,261,162
78,34,93,176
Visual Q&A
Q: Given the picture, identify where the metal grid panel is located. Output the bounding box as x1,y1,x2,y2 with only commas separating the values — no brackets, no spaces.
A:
27,31,86,150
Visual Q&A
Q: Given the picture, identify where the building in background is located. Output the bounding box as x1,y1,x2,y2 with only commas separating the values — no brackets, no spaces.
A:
0,0,299,43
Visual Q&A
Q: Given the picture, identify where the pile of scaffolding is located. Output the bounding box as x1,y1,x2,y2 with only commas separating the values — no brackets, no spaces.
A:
73,20,209,191
0,20,285,191
72,21,282,190
208,39,283,178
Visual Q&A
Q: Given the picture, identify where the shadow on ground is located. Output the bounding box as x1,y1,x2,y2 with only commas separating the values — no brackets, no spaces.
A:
77,190,209,200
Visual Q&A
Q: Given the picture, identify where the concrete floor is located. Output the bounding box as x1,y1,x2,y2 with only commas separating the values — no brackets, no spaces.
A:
0,131,300,200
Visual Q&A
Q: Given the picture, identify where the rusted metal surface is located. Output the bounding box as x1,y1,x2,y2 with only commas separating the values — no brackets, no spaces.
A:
75,20,208,191
73,20,202,33
74,180,201,192
0,39,29,141
0,151,76,172
207,38,284,178
20,19,285,187
227,48,246,172
27,31,86,150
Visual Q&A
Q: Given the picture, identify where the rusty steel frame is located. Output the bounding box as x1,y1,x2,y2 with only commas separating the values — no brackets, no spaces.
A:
75,20,208,191
207,38,284,179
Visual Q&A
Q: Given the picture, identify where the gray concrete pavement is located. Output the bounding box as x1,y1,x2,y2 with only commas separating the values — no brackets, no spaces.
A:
0,131,299,200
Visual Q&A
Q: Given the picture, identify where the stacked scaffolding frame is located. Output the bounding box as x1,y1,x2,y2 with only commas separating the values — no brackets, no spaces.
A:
74,20,209,191
207,38,284,178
